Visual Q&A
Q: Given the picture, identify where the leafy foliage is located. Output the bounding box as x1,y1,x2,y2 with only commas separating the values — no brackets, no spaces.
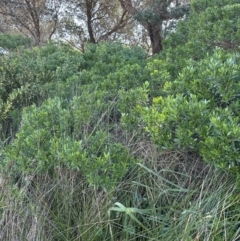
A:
1,42,147,190
160,0,240,80
0,33,32,50
119,0,240,173
3,96,137,190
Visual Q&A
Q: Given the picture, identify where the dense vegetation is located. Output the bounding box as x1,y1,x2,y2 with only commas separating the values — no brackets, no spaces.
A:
0,0,240,240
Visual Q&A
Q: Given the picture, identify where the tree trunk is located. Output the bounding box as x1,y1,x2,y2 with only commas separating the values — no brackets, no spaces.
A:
148,23,162,54
118,0,163,55
86,0,96,43
34,33,41,46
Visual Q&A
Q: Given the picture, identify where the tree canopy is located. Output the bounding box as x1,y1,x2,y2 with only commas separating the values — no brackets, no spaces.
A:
0,0,191,53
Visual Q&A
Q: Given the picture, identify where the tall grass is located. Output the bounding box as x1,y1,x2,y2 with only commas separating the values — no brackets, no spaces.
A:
1,149,239,241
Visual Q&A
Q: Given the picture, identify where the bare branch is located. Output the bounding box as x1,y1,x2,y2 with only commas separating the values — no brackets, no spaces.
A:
99,11,130,41
0,0,62,45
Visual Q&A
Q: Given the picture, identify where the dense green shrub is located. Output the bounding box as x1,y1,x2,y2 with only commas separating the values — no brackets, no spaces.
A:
0,42,147,122
0,34,32,51
0,42,150,190
0,43,82,113
3,97,137,190
159,0,240,81
0,43,84,141
138,49,240,173
116,0,240,175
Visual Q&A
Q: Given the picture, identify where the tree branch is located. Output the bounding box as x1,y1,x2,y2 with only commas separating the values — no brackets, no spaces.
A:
118,0,137,15
98,11,130,41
